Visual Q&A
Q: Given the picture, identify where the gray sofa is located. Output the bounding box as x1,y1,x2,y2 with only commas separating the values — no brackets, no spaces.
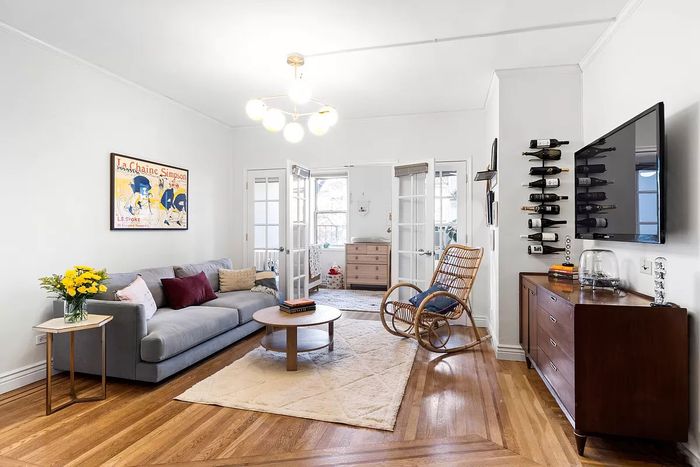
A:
51,258,278,383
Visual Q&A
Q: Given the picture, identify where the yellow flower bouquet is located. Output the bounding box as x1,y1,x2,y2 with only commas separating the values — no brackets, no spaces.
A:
39,266,109,323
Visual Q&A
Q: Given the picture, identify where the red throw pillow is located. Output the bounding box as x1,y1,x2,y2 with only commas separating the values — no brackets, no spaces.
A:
161,271,217,310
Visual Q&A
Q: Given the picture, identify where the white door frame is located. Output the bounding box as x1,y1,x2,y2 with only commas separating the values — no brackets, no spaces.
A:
286,160,311,300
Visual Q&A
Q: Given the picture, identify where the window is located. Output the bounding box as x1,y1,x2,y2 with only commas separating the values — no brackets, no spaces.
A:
313,175,348,246
434,169,458,258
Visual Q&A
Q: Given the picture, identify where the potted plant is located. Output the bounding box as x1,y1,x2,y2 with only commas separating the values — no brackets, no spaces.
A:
40,266,109,323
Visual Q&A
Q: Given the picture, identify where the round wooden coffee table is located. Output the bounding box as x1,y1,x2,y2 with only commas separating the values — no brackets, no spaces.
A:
253,304,342,371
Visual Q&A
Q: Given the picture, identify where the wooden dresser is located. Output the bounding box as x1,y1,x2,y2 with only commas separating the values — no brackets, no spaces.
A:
345,243,391,290
519,273,688,456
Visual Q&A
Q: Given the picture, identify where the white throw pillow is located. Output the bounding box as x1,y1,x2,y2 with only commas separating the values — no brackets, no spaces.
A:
115,275,158,320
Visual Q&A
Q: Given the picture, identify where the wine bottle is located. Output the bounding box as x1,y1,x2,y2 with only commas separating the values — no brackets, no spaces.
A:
576,192,607,202
576,177,613,187
529,218,567,228
521,204,560,214
522,148,561,160
575,164,606,174
575,146,616,159
576,203,616,214
529,166,569,176
520,232,558,242
522,178,560,188
576,217,608,228
530,139,570,149
529,193,568,202
528,245,566,255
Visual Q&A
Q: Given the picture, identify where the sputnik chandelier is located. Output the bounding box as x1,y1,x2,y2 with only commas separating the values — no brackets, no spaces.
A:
245,53,338,143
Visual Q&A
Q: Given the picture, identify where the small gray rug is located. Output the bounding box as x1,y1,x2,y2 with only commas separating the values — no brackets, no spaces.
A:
311,288,385,312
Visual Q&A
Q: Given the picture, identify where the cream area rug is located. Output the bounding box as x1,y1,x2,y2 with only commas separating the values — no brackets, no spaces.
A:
176,318,418,431
310,288,385,312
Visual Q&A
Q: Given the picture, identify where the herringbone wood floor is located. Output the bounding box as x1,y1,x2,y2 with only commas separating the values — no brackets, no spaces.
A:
0,313,690,466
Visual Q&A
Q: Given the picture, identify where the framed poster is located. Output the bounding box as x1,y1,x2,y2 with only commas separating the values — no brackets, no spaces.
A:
110,153,189,230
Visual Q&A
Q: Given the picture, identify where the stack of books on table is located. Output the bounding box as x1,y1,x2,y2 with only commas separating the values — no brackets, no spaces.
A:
548,263,579,281
280,298,316,313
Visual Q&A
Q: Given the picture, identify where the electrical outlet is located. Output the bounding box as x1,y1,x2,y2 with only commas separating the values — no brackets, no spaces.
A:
640,257,652,275
35,334,47,345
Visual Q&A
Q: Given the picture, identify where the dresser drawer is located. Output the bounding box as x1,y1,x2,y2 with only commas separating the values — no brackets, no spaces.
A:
537,305,574,359
346,274,388,285
539,347,575,418
538,325,574,387
364,244,390,254
346,254,388,265
346,264,388,276
346,244,367,254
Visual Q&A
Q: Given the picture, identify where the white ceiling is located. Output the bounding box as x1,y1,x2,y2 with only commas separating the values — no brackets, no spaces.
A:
0,0,629,127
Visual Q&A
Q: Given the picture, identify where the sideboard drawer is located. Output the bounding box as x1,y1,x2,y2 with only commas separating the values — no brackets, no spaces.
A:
539,346,575,418
537,305,574,359
346,275,387,285
537,287,573,333
538,325,574,387
347,254,388,265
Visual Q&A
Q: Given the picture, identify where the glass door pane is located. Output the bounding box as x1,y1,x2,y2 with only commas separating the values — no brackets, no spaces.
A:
433,161,468,265
392,160,435,300
287,161,310,300
247,169,285,298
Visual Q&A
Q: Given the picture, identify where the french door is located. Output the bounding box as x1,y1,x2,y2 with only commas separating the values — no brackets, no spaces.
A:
391,160,435,300
246,169,286,298
286,161,311,300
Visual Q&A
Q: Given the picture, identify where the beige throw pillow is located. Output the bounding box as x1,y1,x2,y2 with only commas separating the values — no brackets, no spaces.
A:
219,267,256,292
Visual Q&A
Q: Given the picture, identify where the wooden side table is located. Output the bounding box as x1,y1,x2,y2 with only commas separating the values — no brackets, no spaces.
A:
33,314,113,415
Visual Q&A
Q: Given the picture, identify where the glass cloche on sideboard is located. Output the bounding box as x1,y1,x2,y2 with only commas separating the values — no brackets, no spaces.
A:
579,249,621,291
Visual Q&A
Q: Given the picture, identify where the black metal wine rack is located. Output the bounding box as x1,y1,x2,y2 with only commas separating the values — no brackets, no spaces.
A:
525,148,568,255
574,142,614,238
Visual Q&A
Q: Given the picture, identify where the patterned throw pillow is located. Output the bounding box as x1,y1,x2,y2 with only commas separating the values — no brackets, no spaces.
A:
115,275,158,320
252,271,279,296
219,268,256,292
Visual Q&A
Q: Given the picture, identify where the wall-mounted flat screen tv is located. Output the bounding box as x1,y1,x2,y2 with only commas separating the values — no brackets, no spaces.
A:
575,102,665,244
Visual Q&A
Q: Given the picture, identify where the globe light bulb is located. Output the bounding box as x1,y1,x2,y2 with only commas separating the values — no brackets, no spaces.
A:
283,122,304,143
245,99,267,121
262,108,286,132
288,79,312,105
308,112,330,136
319,106,338,127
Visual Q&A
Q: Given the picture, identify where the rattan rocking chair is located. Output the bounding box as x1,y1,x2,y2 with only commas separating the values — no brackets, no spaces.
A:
380,244,490,353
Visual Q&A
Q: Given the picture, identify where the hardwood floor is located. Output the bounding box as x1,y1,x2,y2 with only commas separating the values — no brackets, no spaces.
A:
0,312,691,466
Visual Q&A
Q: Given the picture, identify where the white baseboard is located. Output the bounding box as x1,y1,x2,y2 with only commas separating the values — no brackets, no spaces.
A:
495,344,526,361
0,361,46,395
473,315,490,328
488,331,526,361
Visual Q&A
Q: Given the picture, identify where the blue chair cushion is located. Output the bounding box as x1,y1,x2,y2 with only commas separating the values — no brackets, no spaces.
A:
408,284,459,314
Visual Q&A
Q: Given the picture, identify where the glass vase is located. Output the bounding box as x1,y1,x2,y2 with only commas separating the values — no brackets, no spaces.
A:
64,300,88,324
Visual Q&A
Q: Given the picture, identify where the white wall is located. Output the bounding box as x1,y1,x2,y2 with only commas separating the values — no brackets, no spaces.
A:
0,26,234,390
581,0,700,456
347,165,392,241
491,65,583,358
231,110,492,323
484,74,500,345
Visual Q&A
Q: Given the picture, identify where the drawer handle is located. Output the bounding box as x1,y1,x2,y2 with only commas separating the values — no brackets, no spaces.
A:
375,256,379,260
549,361,558,372
549,338,557,348
549,315,557,324
550,295,557,302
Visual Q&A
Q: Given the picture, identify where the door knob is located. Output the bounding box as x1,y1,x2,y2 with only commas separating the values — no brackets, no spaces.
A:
278,246,285,252
417,249,433,256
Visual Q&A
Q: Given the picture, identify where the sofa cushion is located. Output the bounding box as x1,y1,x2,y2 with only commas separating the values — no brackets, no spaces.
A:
94,272,139,301
141,306,240,363
174,258,232,292
115,276,158,320
219,267,256,292
136,266,175,308
161,272,217,310
205,290,278,324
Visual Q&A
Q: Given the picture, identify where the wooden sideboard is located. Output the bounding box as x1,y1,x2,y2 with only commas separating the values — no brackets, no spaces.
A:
519,273,688,456
345,243,391,290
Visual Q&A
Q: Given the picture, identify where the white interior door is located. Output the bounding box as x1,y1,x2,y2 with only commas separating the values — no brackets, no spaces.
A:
246,169,286,298
286,161,311,300
392,160,435,300
434,161,468,263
